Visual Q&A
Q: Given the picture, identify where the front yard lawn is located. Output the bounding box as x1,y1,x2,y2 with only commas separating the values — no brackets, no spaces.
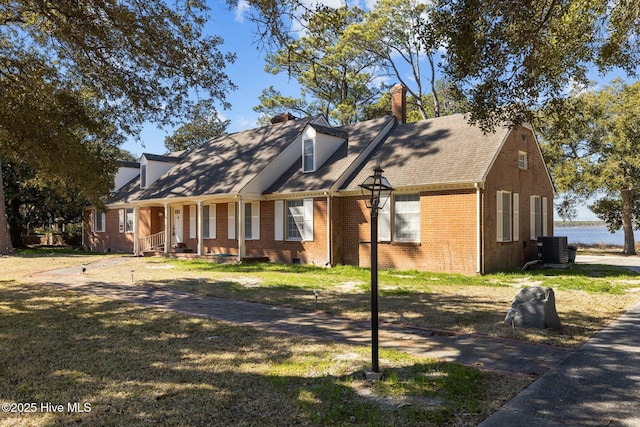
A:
0,279,527,426
82,256,640,348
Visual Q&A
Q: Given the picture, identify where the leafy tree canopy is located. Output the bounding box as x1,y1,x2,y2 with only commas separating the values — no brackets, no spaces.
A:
539,80,640,254
165,101,230,152
259,5,382,125
0,0,236,253
430,0,640,130
232,0,639,129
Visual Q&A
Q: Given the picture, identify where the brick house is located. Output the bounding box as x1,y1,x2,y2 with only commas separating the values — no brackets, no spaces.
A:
83,86,555,274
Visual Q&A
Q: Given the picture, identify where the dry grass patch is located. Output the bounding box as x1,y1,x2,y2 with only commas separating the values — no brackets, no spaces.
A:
75,255,640,348
0,280,529,426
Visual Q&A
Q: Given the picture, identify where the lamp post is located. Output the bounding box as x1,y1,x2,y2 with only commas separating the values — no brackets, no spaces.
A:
359,165,393,375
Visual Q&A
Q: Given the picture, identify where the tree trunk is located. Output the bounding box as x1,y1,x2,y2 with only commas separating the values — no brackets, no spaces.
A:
621,189,636,255
428,55,440,118
0,160,15,254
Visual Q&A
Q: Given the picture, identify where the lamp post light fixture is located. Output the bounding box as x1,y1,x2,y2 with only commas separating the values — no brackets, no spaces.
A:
359,164,393,376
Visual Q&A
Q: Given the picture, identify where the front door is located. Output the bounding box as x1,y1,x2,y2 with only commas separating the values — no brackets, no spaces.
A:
172,207,183,247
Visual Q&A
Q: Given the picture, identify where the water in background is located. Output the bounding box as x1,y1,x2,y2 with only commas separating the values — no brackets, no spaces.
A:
555,226,640,246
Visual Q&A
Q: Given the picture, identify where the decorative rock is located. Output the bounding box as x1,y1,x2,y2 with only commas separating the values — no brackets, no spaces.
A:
504,286,561,329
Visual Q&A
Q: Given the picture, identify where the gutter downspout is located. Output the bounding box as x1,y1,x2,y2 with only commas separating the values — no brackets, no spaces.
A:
326,193,332,267
81,211,85,250
475,183,482,274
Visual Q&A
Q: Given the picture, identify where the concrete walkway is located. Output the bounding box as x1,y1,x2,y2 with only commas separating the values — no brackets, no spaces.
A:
26,254,640,425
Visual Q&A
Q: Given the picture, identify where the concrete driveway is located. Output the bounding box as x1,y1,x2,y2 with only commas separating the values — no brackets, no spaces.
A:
576,253,640,273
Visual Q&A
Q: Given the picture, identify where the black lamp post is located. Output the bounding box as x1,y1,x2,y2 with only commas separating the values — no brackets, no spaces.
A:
359,164,393,374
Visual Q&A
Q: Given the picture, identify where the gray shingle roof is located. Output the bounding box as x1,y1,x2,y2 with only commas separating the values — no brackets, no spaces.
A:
267,116,394,194
342,114,510,191
108,174,144,204
138,116,322,201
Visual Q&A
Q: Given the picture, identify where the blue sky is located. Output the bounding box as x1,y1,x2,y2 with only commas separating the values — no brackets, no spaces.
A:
121,0,301,157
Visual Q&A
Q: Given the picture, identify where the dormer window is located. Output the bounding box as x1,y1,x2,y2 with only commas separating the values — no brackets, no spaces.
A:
140,164,147,189
303,138,315,172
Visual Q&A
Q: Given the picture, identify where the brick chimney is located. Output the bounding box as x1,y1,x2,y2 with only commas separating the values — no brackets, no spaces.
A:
391,84,407,124
270,112,296,124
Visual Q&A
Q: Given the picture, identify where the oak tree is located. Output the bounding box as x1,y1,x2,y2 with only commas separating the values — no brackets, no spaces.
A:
0,0,236,253
539,80,640,254
258,5,381,125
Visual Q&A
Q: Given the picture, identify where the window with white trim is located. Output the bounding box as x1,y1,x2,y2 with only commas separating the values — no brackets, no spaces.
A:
530,195,541,240
275,198,314,241
286,200,304,240
119,208,134,233
302,138,315,172
244,202,260,240
518,151,528,169
378,194,420,242
497,191,512,242
140,164,147,189
394,194,420,242
530,195,548,240
93,210,106,233
203,204,216,239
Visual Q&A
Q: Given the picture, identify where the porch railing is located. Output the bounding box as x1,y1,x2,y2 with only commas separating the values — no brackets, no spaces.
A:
139,230,166,252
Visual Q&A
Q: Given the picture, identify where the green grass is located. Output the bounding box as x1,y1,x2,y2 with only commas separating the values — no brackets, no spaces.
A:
141,259,640,347
0,280,528,426
171,259,640,294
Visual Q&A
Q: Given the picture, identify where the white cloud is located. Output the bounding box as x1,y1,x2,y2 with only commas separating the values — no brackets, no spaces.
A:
234,0,250,23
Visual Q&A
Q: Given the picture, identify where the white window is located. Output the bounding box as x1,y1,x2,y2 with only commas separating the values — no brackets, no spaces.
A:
394,194,420,242
93,210,106,233
302,138,315,172
530,195,548,240
228,203,236,239
286,200,304,240
203,204,216,239
378,194,420,242
278,198,313,241
118,208,134,233
497,191,512,242
518,151,528,169
140,164,147,188
244,202,260,240
189,205,196,239
126,208,134,232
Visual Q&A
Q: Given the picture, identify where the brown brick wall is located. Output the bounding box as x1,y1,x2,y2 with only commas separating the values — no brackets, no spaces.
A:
339,191,479,275
83,208,134,253
247,198,330,266
194,199,330,264
483,127,555,273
